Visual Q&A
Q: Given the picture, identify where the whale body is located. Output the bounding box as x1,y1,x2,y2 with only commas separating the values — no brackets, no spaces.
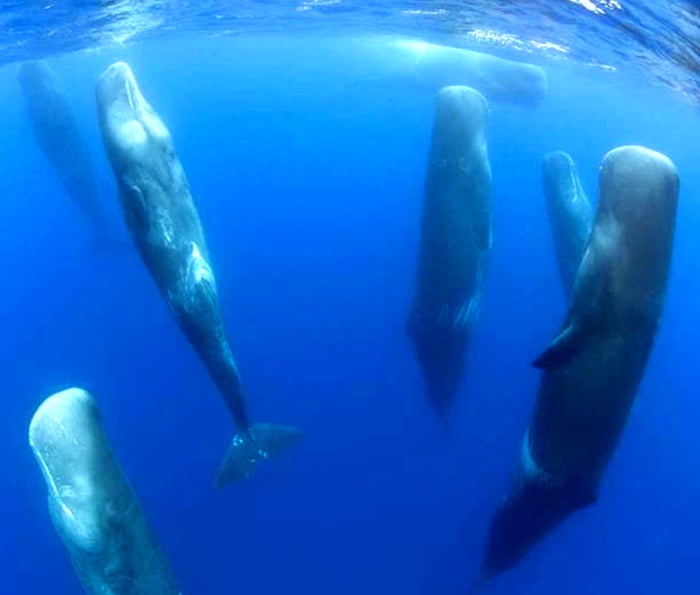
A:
407,85,492,423
481,146,679,579
96,62,301,486
29,388,181,594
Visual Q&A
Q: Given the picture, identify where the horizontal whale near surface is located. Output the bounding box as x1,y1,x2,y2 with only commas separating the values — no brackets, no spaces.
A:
349,37,548,107
29,388,181,595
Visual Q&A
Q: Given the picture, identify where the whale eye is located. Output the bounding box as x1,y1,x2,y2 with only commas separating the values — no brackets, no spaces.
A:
122,184,151,238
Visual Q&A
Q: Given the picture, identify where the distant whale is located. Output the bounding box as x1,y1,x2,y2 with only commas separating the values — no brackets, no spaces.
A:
29,388,181,594
17,60,115,246
96,61,302,486
542,151,593,297
481,146,678,579
407,85,492,424
354,38,548,108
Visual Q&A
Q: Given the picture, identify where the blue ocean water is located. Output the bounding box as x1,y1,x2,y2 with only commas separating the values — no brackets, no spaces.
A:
2,3,700,594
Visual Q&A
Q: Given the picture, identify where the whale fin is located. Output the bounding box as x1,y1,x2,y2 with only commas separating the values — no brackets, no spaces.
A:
533,323,585,369
215,423,303,487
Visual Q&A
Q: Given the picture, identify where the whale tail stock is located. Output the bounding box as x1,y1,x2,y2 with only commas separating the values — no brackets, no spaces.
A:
214,423,303,487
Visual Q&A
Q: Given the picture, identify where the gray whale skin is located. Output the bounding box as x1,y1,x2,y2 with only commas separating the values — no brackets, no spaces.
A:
95,62,301,486
407,85,492,423
480,145,679,581
29,388,181,594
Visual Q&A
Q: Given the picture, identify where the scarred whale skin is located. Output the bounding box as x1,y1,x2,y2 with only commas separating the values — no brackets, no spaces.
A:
18,60,115,246
542,151,593,298
481,146,679,580
95,62,301,486
407,85,492,424
29,388,181,594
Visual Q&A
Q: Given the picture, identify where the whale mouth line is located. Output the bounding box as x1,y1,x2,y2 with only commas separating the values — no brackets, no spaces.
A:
125,73,137,113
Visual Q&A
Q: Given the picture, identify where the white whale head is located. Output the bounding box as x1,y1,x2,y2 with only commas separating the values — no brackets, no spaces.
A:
29,388,123,554
96,62,172,162
29,388,182,593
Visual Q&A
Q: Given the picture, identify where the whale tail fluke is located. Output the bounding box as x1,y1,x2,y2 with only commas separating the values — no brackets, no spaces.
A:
214,423,303,487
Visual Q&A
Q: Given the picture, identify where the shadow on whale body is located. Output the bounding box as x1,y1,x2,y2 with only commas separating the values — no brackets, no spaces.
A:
17,60,119,249
29,388,181,594
407,85,492,424
542,151,593,298
95,61,302,487
477,146,679,587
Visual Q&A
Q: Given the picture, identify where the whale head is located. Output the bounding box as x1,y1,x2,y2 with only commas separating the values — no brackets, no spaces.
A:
597,145,679,316
599,145,678,232
431,85,488,167
96,61,173,170
29,388,122,554
543,151,579,200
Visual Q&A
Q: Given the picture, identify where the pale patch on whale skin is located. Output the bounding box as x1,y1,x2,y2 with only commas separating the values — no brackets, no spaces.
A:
29,388,181,594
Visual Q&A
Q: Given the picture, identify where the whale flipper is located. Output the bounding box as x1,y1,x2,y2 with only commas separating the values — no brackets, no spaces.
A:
532,323,589,369
215,423,303,487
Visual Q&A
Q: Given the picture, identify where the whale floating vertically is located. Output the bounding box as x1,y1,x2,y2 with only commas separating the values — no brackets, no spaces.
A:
481,146,679,580
96,62,302,486
29,388,181,594
407,85,492,424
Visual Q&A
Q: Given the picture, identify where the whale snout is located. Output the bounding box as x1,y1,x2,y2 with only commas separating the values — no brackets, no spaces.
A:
431,85,489,164
436,85,488,122
29,388,115,551
543,151,575,179
96,62,142,119
29,388,102,499
600,145,678,228
97,61,171,163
